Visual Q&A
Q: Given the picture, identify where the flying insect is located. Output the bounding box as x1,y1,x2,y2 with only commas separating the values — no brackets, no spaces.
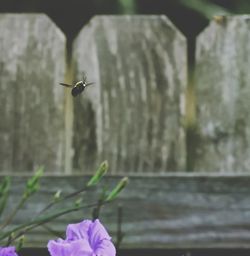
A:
59,75,94,97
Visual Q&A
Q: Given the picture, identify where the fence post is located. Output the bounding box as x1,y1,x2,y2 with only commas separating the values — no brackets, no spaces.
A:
0,14,66,173
194,15,250,172
72,15,187,174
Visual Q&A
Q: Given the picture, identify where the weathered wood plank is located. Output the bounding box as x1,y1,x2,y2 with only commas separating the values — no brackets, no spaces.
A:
18,248,250,256
3,174,250,248
194,15,250,172
0,14,66,173
72,15,187,174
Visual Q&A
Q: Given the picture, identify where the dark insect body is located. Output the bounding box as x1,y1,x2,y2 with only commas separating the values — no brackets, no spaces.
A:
59,76,94,97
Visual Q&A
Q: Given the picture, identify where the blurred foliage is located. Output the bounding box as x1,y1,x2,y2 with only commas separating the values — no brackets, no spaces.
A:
115,0,250,17
178,0,232,19
118,0,137,14
233,0,250,13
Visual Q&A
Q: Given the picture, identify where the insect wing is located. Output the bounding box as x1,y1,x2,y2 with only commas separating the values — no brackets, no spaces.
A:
85,82,95,87
83,74,87,83
59,83,74,88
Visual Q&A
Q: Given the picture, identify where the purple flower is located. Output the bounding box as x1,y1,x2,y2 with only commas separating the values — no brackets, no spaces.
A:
0,246,18,256
47,219,116,256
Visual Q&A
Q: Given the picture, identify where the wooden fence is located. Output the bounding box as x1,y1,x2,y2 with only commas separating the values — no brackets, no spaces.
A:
1,13,250,248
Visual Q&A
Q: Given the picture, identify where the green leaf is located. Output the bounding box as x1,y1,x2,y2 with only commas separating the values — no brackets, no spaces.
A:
53,190,62,202
118,0,136,14
24,166,44,198
74,197,83,207
106,177,128,202
15,235,25,251
0,177,11,216
87,161,108,187
178,0,231,19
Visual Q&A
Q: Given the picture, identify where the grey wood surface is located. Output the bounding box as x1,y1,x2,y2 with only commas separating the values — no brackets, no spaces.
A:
72,15,187,174
0,14,66,173
1,14,250,175
2,174,250,248
194,15,250,172
1,14,250,250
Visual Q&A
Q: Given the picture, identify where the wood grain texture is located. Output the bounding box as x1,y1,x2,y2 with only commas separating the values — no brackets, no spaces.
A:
2,174,250,248
0,14,66,173
72,15,187,174
194,15,250,172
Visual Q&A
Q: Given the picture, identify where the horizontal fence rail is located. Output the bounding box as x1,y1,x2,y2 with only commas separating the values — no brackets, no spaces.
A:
3,175,250,248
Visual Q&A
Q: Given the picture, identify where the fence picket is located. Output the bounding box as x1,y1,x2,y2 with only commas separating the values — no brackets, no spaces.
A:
194,15,250,172
0,14,66,172
72,15,187,174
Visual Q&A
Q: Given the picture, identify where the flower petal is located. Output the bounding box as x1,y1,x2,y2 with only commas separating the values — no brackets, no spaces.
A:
66,220,92,241
47,238,93,256
0,246,18,256
89,219,112,250
48,219,116,256
94,239,116,256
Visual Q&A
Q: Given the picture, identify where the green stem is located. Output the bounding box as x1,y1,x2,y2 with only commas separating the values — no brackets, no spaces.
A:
0,195,27,230
115,205,124,249
37,161,107,215
41,224,64,238
4,200,109,243
36,186,89,216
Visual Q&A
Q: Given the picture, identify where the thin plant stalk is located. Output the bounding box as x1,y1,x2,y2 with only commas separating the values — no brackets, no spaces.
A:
38,161,108,215
5,200,110,244
116,205,124,249
37,186,88,216
0,196,27,230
